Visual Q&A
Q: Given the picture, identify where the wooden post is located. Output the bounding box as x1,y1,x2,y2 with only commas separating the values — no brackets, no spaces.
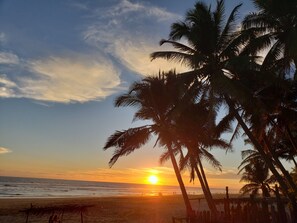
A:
61,210,64,223
80,209,84,223
25,211,29,223
261,197,269,223
275,184,287,223
224,186,230,221
25,204,33,223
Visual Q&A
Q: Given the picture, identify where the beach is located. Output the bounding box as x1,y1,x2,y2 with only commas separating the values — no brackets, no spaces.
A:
0,195,205,223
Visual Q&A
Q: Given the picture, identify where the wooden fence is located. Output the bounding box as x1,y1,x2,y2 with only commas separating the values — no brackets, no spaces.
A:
173,186,296,223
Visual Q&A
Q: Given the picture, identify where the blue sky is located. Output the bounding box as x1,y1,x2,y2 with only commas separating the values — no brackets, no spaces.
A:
0,0,256,189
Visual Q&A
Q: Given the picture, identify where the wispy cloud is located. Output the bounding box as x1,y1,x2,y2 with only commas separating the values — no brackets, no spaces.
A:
84,0,188,76
0,0,186,103
0,74,17,97
106,36,189,75
204,167,239,179
17,55,121,103
104,0,178,22
0,147,12,154
69,2,89,11
0,52,19,65
0,53,122,103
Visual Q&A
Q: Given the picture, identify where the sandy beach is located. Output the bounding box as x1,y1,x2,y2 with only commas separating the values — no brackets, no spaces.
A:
0,195,207,223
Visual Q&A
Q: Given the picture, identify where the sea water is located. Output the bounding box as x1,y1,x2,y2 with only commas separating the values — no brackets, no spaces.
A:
0,176,226,198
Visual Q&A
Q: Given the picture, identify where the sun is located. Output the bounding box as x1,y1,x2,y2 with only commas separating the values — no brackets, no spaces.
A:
148,175,159,184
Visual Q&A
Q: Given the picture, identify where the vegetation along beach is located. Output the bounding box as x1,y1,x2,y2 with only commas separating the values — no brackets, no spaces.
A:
0,0,297,222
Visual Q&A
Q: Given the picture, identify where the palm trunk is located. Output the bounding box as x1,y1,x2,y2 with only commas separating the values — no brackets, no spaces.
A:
167,144,193,217
224,95,297,213
197,156,213,199
263,135,297,193
196,157,217,212
194,160,218,221
292,157,297,169
284,122,297,154
293,58,297,81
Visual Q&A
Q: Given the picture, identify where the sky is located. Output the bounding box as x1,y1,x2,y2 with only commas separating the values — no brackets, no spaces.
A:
0,0,257,190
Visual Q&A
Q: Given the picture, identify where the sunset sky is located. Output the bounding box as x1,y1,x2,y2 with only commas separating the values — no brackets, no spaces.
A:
0,0,257,190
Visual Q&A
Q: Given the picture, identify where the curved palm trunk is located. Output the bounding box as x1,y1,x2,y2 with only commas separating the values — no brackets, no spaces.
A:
224,95,297,214
194,162,218,220
292,157,297,169
197,156,213,200
167,144,194,217
284,122,297,154
263,135,297,193
196,157,218,216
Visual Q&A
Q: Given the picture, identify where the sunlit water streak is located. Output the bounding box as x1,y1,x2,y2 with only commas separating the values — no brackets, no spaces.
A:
0,176,229,198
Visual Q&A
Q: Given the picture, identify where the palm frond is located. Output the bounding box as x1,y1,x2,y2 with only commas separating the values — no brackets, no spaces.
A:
159,39,196,54
215,112,234,137
103,126,152,167
159,151,171,165
150,51,195,68
169,22,190,41
229,120,241,146
218,3,242,52
261,40,284,70
213,0,225,37
239,183,260,195
200,147,222,171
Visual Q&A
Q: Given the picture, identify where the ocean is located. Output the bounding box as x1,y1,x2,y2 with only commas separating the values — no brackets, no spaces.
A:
0,176,215,198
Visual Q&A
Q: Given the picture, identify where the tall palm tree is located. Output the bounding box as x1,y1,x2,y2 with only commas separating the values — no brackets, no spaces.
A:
150,0,297,211
103,71,194,217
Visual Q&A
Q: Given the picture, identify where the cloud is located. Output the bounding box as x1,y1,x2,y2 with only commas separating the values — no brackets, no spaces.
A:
204,167,239,180
0,147,12,154
83,0,188,76
0,74,17,97
105,0,178,22
107,37,189,75
69,2,89,11
0,53,122,103
16,55,121,103
0,1,186,103
0,52,19,64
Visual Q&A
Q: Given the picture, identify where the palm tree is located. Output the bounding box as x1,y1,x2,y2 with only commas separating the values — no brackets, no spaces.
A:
242,0,297,80
241,0,297,180
150,0,297,210
159,97,230,218
103,71,194,217
238,149,275,197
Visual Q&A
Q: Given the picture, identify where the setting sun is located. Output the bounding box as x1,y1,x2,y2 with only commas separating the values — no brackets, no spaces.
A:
148,175,158,184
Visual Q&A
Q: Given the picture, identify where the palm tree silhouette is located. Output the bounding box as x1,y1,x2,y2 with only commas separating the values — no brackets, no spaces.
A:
238,149,276,197
103,71,194,217
242,0,297,79
150,0,297,211
158,96,230,218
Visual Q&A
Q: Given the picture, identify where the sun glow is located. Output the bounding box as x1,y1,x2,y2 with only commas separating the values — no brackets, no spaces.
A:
148,175,159,184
